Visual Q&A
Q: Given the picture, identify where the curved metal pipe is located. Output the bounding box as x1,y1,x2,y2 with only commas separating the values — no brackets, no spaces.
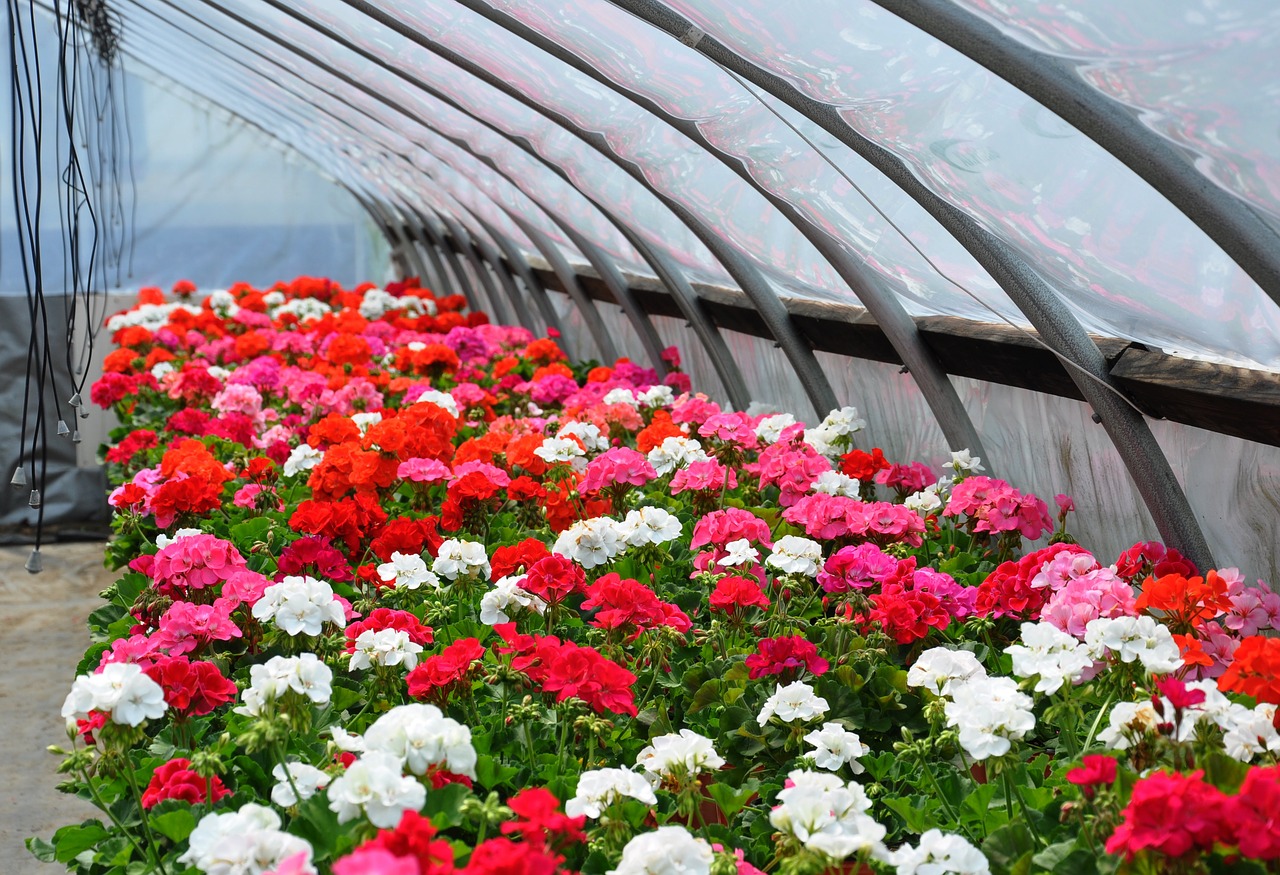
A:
168,0,751,412
616,226,752,410
471,230,537,331
609,0,1216,570
439,214,515,325
475,216,570,349
409,212,455,294
456,0,984,458
339,0,839,417
870,0,1280,312
515,220,619,364
560,229,667,374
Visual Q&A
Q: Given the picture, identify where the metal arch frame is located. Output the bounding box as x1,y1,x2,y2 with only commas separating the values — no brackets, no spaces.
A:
400,212,452,294
121,0,524,325
870,0,1280,313
558,227,668,376
249,0,747,402
608,0,1216,570
172,0,745,399
470,229,538,332
337,0,840,418
515,220,619,364
169,0,663,369
438,213,515,325
361,196,426,281
453,0,986,460
473,215,570,347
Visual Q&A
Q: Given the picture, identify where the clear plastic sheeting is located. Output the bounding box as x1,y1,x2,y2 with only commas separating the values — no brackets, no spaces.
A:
953,0,1280,235
342,0,856,304
658,0,1280,369
482,0,1024,322
2,6,384,295
113,8,555,276
214,0,726,285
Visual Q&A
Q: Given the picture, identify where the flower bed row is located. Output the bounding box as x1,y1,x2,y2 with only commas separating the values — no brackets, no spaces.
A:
36,275,1280,875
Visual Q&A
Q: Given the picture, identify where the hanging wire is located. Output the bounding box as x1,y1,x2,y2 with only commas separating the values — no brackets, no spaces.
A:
7,0,126,570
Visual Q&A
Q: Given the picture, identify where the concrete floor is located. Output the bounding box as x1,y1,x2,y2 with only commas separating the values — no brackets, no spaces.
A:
0,543,114,874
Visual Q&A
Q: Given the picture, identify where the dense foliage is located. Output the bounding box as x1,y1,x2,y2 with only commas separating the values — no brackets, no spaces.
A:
34,277,1280,875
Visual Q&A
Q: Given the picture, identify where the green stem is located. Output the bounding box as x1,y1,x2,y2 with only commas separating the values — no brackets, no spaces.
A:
1001,768,1043,847
78,767,150,868
123,764,171,875
919,756,980,843
276,746,305,809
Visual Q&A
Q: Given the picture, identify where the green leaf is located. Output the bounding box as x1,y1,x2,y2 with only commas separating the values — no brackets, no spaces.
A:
475,755,520,789
424,782,471,829
52,821,109,863
1031,840,1098,875
230,516,273,547
706,780,759,819
25,837,57,864
149,808,196,843
882,796,938,834
688,679,722,715
983,821,1036,875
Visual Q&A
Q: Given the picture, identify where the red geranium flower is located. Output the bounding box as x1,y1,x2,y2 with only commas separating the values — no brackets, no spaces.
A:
141,758,231,808
744,635,829,680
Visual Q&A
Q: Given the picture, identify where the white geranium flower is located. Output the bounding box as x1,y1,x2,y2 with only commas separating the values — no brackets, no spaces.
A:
611,826,714,875
754,413,798,444
376,552,439,591
282,443,324,478
553,517,624,569
566,768,659,819
770,770,887,863
180,803,315,875
270,762,332,807
62,662,167,728
890,829,990,875
603,388,640,406
766,536,824,577
616,506,683,548
534,435,587,467
906,648,987,696
717,538,760,568
1085,616,1183,674
947,449,985,477
363,703,478,778
350,412,382,435
347,628,422,672
759,681,829,725
252,575,346,636
557,421,609,452
235,653,333,716
326,750,426,829
810,470,861,498
646,436,707,475
480,574,547,625
944,676,1035,760
1096,700,1162,750
904,488,944,515
1006,622,1094,694
804,723,868,773
414,389,459,418
638,385,674,408
820,406,867,437
432,539,491,581
636,730,725,784
1221,703,1280,762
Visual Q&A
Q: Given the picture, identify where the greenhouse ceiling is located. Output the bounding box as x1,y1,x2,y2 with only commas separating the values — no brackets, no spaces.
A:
12,0,1280,575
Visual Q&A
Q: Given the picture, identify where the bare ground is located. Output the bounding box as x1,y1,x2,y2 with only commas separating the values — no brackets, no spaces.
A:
0,543,115,874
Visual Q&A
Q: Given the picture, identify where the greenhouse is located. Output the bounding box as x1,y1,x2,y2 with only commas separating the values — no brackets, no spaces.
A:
4,2,1280,874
